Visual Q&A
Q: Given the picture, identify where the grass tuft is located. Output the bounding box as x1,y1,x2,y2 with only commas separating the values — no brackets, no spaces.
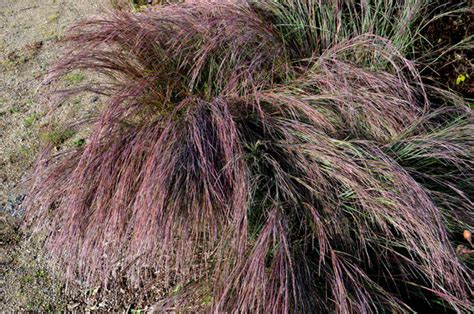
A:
25,0,473,312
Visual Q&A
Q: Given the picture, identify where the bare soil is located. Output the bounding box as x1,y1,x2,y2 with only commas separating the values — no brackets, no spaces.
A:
421,3,474,99
0,0,105,311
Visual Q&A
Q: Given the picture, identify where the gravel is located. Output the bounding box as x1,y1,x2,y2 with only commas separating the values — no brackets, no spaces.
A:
0,193,26,218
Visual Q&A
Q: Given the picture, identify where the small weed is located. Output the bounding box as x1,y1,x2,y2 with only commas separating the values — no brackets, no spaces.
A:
9,107,20,114
41,29,60,42
40,128,76,146
20,274,35,285
47,13,60,23
18,145,33,160
64,72,86,85
202,295,213,306
171,284,182,295
24,113,38,127
72,138,86,147
455,73,469,85
35,269,46,279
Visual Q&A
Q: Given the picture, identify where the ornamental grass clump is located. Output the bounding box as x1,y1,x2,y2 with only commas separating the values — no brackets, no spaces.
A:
25,0,473,312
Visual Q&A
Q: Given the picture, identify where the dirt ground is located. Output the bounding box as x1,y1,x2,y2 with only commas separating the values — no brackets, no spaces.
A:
421,2,474,98
0,0,107,205
0,0,106,311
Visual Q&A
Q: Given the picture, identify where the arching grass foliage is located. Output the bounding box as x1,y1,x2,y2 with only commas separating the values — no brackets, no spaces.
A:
25,0,473,312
